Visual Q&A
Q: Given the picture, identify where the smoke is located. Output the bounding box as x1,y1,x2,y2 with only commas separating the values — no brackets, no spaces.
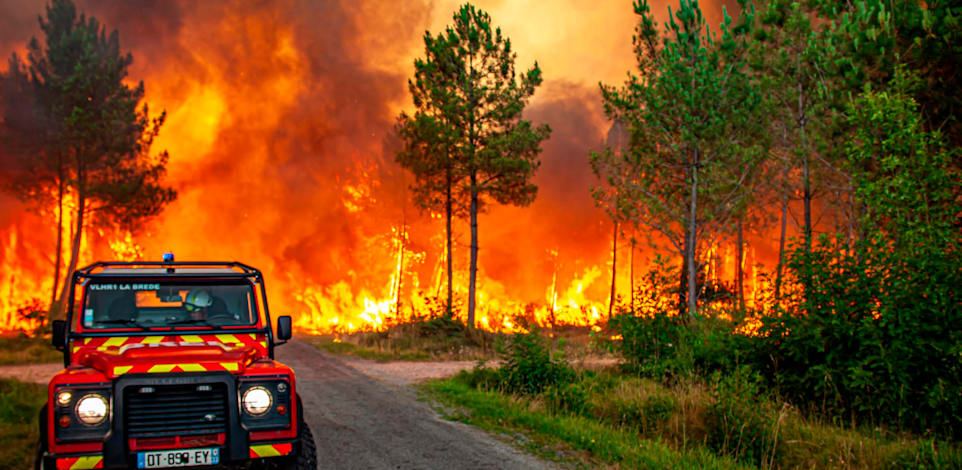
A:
0,0,755,326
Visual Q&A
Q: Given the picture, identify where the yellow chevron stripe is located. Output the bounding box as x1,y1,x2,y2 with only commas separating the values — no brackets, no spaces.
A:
249,333,257,340
216,334,239,344
220,362,239,371
113,366,133,375
180,335,204,343
250,444,282,458
148,364,176,373
179,364,206,372
69,455,102,469
84,338,92,344
140,336,165,344
103,337,126,348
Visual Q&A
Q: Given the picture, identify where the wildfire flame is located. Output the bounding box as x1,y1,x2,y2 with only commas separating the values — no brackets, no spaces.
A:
0,0,787,336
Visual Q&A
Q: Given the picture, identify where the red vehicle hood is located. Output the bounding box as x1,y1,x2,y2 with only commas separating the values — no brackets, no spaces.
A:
76,341,260,378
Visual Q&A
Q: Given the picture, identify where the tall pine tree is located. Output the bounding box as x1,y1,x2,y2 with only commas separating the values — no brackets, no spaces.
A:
597,0,763,318
397,4,550,327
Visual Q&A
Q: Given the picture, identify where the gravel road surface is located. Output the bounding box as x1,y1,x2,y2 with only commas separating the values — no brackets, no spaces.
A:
276,340,556,470
0,341,557,469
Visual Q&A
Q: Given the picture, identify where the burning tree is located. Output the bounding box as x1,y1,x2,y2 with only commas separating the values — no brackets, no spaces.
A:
396,4,551,327
0,0,175,317
595,0,764,319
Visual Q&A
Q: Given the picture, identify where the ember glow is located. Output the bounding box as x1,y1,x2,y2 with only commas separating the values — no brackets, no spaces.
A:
0,0,781,334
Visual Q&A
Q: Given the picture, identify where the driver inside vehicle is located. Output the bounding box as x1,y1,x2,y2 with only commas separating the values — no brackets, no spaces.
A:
184,288,233,322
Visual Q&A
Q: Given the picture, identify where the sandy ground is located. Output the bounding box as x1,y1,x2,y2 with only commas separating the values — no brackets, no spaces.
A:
0,362,63,384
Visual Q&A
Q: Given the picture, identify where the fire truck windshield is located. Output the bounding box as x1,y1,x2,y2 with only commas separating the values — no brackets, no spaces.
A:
81,280,258,329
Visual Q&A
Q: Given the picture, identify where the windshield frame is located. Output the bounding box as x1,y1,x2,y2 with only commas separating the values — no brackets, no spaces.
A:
78,278,261,331
60,261,279,366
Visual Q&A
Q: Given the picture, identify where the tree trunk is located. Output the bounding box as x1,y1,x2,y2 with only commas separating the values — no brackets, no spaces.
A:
736,219,744,311
629,234,635,315
686,149,699,319
395,221,405,319
775,193,788,300
445,167,453,319
56,188,85,317
608,220,617,320
799,81,812,253
467,172,479,328
49,174,65,322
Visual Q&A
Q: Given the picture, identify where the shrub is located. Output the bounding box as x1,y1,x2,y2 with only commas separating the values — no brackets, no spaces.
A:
543,382,588,415
499,330,574,396
611,312,693,379
612,312,749,381
455,364,502,390
705,367,776,466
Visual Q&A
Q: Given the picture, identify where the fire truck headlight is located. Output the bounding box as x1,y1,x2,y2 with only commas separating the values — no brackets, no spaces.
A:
242,386,273,415
56,390,72,407
75,394,108,425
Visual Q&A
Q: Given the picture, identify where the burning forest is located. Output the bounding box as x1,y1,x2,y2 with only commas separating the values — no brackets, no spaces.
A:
0,0,863,336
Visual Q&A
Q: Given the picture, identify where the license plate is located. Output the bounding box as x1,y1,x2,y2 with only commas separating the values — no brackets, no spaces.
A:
137,447,219,468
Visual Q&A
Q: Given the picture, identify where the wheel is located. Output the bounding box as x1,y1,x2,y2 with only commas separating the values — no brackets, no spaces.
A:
35,405,50,470
285,422,317,470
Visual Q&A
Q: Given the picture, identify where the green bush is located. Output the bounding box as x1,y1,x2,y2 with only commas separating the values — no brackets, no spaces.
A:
454,364,502,390
543,381,588,415
499,330,574,396
888,439,962,470
705,367,775,466
0,378,46,470
612,312,749,381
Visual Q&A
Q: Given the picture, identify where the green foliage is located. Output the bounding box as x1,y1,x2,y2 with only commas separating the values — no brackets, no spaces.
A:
543,382,588,416
753,71,961,438
396,3,551,326
706,367,776,466
499,330,574,396
594,0,765,317
612,311,749,380
889,439,962,470
0,336,61,366
423,378,750,469
0,379,46,470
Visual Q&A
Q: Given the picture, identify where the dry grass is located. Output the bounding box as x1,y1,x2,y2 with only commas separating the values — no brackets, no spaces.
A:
0,335,61,366
443,363,962,469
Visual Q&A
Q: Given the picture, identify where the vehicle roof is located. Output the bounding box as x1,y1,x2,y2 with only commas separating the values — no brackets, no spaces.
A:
77,261,262,278
97,267,242,275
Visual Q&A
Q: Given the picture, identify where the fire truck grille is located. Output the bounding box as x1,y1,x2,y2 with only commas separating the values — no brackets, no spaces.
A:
125,383,229,438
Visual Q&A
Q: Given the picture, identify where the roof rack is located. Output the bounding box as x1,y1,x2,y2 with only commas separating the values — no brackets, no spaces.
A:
76,261,262,278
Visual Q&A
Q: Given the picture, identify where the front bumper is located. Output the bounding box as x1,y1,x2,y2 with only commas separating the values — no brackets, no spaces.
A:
45,440,294,469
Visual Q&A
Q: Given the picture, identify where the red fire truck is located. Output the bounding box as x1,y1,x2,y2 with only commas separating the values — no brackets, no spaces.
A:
37,258,316,469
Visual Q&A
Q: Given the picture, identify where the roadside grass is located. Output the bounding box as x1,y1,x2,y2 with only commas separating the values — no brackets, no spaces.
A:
424,366,962,469
421,377,750,469
302,319,615,363
0,378,45,470
302,317,504,361
0,335,60,366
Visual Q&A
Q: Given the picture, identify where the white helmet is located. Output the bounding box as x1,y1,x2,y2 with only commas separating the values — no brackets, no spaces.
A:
184,289,213,312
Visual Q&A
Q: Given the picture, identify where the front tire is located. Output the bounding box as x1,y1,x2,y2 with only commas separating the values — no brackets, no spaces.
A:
34,405,50,470
286,423,317,470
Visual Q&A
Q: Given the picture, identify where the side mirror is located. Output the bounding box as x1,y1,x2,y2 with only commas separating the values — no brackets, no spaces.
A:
276,316,292,343
52,320,66,351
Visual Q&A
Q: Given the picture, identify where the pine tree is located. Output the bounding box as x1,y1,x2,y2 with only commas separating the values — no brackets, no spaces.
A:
7,0,176,316
397,4,550,327
597,0,763,318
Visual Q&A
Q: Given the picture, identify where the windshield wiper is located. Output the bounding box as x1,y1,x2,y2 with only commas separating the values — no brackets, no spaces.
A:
98,319,150,331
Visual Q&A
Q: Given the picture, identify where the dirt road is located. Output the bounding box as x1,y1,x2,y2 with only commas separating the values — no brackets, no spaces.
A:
276,340,556,470
0,341,556,469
